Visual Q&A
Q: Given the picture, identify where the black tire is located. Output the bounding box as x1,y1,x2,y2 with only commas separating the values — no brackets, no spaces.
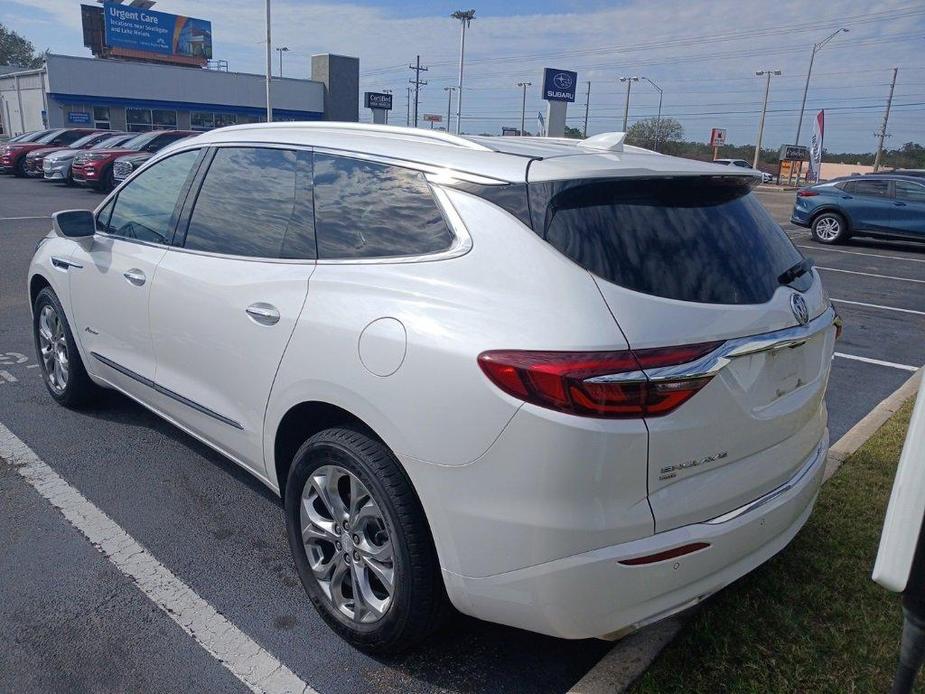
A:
32,287,97,408
98,165,115,193
65,167,75,186
285,427,449,653
13,156,26,177
811,211,848,244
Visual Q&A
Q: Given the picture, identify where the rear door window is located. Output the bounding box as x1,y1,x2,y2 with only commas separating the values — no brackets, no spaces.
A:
312,153,453,259
182,147,315,259
895,180,925,203
850,179,890,198
531,177,805,305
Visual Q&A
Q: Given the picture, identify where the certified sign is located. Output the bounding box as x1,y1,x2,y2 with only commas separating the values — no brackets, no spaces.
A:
364,92,393,111
542,68,577,102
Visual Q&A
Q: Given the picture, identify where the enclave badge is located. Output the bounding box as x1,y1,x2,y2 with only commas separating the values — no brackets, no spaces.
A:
790,293,809,326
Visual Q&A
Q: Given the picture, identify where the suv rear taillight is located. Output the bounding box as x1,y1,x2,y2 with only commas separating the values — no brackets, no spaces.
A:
477,342,722,419
796,189,819,197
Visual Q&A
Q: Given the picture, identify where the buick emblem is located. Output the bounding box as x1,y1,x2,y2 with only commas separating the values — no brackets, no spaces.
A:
790,293,809,326
553,72,573,90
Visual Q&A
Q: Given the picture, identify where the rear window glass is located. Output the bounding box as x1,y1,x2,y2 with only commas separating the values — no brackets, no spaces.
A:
530,177,806,305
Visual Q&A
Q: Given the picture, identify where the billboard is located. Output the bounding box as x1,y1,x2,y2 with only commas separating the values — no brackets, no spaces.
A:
542,68,577,102
103,2,212,59
779,144,810,161
709,128,726,147
364,92,393,110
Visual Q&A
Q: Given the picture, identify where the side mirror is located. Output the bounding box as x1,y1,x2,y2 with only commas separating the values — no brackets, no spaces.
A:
52,209,96,238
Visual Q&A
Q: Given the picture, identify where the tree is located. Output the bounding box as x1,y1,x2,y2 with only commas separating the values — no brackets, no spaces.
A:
625,117,683,151
564,125,583,139
0,23,44,69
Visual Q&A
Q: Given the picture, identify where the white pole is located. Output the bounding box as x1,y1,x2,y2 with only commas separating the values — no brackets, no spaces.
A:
456,20,466,134
754,70,780,169
265,0,272,122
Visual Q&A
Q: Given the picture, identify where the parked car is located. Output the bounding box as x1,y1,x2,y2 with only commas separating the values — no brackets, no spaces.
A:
72,129,196,192
791,174,925,244
3,129,50,144
884,169,925,178
713,158,774,183
0,128,98,176
112,136,195,184
29,123,836,653
24,131,121,178
43,133,135,185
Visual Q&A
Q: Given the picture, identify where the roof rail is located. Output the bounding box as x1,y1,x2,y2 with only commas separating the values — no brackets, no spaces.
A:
218,122,493,151
578,132,627,153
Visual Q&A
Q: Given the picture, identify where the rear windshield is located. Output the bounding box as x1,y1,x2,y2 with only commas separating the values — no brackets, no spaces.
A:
529,177,806,304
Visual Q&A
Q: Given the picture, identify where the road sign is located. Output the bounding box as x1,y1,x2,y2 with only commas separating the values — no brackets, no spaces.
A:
422,114,442,122
542,68,577,102
364,92,393,110
710,128,726,147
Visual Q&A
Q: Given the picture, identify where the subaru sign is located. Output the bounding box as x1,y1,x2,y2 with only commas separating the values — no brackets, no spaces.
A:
103,2,212,59
364,92,393,110
542,68,577,102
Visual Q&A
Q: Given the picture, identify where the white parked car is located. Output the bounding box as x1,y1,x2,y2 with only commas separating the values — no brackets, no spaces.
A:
713,158,774,183
29,124,837,652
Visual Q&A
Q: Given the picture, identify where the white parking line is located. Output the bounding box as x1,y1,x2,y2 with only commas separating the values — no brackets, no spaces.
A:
834,352,919,372
816,266,925,284
0,423,316,694
831,299,925,317
798,245,925,264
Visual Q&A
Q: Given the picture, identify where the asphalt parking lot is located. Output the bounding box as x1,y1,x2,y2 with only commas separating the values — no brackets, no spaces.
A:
0,178,922,693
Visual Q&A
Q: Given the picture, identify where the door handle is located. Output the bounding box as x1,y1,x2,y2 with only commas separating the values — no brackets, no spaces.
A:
123,268,146,286
246,303,280,326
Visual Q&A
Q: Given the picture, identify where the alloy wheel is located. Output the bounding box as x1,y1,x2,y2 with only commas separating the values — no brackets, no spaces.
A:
38,305,69,393
815,216,840,241
300,465,395,624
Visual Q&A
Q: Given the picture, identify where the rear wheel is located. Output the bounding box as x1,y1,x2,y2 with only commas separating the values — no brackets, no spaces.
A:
811,212,848,244
97,165,115,192
285,427,448,653
32,287,97,407
13,157,26,177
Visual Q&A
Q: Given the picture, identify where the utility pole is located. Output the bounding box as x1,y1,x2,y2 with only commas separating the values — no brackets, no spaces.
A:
753,69,781,169
264,0,272,122
582,81,591,138
516,82,531,136
276,46,289,77
619,76,639,131
383,89,392,124
408,55,428,128
642,77,663,151
406,86,411,127
444,87,456,133
873,67,898,172
795,28,848,146
451,9,476,134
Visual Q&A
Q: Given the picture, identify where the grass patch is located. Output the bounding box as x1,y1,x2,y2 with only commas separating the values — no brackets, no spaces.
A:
633,399,920,694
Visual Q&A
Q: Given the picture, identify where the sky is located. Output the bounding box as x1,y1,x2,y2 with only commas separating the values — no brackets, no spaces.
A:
3,0,924,152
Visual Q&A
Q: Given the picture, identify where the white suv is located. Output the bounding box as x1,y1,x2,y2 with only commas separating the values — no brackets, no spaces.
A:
29,124,837,652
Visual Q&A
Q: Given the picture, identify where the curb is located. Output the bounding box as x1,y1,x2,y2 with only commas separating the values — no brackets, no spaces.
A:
567,366,923,694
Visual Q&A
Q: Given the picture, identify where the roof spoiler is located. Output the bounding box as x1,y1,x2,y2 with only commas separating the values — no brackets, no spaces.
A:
577,132,627,153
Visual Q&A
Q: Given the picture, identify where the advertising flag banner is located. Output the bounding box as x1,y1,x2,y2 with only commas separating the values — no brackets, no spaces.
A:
809,110,825,182
537,111,546,137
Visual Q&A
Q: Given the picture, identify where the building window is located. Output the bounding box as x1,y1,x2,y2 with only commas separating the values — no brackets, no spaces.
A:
153,110,177,130
93,106,111,130
237,114,262,124
191,112,215,131
215,113,237,128
126,108,153,132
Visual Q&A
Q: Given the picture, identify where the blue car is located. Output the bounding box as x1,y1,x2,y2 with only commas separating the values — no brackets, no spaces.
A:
790,174,925,244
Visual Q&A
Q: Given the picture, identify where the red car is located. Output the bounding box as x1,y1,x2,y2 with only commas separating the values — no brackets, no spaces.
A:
72,130,196,192
24,130,122,177
0,128,98,176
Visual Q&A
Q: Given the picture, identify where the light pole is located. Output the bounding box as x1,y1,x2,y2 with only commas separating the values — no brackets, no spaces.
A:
516,82,531,136
641,77,663,151
795,28,848,146
582,81,591,138
754,69,782,169
619,76,639,131
275,46,288,78
383,88,392,124
444,86,456,133
451,9,475,135
264,0,272,122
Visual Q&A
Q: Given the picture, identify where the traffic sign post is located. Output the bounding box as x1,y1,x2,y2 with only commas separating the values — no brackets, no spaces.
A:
710,127,726,160
422,113,442,130
364,92,393,125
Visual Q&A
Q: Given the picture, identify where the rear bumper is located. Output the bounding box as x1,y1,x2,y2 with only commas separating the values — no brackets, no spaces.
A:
443,431,828,639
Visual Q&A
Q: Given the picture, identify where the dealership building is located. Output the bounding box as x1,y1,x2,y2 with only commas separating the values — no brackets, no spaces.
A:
0,3,358,137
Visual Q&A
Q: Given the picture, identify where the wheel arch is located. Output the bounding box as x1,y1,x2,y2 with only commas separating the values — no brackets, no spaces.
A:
809,205,852,231
29,272,52,314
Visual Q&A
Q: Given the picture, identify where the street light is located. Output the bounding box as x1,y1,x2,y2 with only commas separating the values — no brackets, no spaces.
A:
383,89,392,124
619,76,639,132
264,0,272,122
451,9,475,135
275,46,289,78
443,86,456,133
516,82,532,136
754,69,782,169
795,27,848,145
641,76,663,151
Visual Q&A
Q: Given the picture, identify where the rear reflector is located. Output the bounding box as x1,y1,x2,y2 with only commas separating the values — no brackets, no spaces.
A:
477,342,721,419
796,189,819,197
618,542,711,566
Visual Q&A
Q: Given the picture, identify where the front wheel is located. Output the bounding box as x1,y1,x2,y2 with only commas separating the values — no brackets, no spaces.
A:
32,287,97,407
285,428,449,653
811,212,848,244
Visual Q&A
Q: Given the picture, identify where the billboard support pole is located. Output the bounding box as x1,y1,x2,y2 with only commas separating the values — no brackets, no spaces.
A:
265,0,272,122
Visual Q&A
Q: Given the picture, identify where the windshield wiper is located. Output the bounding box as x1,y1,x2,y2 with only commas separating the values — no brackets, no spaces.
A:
778,257,814,285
